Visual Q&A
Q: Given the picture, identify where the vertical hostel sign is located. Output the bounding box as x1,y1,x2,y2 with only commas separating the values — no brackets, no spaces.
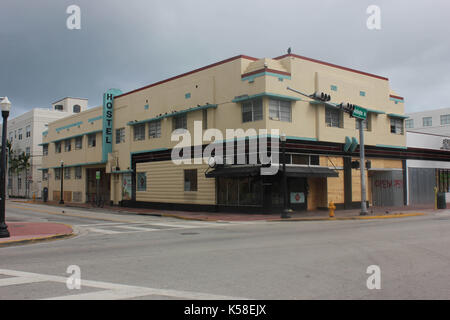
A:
102,88,122,162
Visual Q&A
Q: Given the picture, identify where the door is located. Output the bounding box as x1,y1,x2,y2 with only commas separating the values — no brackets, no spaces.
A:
288,178,308,211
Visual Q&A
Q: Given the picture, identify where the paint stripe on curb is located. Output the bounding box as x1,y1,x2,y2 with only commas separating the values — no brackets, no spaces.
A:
0,231,75,248
269,212,425,222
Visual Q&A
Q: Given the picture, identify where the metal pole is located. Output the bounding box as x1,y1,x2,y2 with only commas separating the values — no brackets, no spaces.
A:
59,162,64,204
281,137,290,218
359,119,368,215
0,110,10,237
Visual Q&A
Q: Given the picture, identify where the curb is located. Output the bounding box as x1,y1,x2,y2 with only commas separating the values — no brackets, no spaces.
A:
269,212,425,222
0,223,75,248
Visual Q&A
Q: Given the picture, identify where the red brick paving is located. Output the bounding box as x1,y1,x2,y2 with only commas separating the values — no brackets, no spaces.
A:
0,222,73,244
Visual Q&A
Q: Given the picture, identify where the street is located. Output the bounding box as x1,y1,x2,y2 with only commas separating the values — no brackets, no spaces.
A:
1,202,450,300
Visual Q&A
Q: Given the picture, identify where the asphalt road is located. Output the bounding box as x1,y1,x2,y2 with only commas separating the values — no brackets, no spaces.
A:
1,202,449,300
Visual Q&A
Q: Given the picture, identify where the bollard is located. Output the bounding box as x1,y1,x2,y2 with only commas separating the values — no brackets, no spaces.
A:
329,201,336,218
434,187,438,210
32,193,36,202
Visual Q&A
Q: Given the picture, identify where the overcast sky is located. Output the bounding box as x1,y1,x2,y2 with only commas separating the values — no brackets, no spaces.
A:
0,0,449,117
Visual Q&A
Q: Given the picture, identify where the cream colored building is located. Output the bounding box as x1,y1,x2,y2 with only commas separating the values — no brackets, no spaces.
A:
42,53,434,211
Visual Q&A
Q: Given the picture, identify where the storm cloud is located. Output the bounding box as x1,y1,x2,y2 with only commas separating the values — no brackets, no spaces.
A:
0,0,449,117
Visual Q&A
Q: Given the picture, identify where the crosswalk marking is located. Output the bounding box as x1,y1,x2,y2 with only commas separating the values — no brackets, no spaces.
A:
0,269,249,300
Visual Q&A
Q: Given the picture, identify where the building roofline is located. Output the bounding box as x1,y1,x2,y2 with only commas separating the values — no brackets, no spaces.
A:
51,97,88,105
407,131,450,138
273,53,389,81
115,55,259,99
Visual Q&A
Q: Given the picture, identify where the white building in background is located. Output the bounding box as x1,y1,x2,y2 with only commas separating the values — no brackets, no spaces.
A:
405,107,450,135
0,97,88,198
406,131,450,206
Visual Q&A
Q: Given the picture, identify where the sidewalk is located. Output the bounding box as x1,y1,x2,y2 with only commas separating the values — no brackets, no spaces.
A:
0,222,74,247
11,199,431,222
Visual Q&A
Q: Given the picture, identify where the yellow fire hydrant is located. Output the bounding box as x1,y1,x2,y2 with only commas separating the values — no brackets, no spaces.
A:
329,201,336,218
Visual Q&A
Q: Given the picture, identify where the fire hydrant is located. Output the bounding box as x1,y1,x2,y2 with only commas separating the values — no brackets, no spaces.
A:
329,201,336,218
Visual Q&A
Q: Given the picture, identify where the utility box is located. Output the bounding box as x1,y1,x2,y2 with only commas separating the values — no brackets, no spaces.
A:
437,192,446,209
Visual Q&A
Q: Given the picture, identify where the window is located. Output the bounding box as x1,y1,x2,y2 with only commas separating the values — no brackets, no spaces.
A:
330,85,338,91
18,128,23,140
203,109,208,129
440,114,450,125
437,169,450,192
64,167,71,179
75,136,82,150
269,99,292,122
137,172,147,191
405,119,414,129
55,105,63,111
26,147,30,156
43,144,48,156
148,121,161,139
355,114,370,131
134,124,145,141
115,128,125,144
184,169,198,191
55,142,62,153
390,118,404,135
173,114,187,130
75,166,82,179
73,105,81,113
26,125,31,138
42,169,48,181
88,133,96,147
64,139,71,152
291,154,320,166
18,177,22,190
325,107,342,128
55,168,61,180
8,132,13,143
423,117,432,127
242,99,263,123
360,91,366,97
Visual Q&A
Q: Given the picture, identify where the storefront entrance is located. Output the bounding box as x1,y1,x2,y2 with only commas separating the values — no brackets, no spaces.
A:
86,168,110,204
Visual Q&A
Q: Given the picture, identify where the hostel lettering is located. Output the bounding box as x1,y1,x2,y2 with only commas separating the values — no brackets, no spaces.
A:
102,89,122,162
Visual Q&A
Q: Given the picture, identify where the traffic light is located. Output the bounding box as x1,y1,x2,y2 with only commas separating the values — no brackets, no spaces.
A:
339,102,356,115
310,92,331,102
351,160,360,169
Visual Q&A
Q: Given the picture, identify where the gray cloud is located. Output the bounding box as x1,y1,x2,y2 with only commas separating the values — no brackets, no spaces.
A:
1,0,449,116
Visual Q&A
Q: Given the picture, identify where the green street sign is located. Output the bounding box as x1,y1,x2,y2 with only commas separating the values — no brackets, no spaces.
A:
352,106,367,120
96,171,101,180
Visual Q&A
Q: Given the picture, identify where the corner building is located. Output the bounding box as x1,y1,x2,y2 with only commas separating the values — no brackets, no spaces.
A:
42,53,431,212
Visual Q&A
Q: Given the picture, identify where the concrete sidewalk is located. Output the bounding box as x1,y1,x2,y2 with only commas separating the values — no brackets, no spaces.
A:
11,199,430,222
0,222,74,247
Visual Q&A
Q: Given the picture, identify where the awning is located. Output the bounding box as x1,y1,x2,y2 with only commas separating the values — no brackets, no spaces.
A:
388,113,409,119
283,166,339,178
205,165,262,178
205,165,338,178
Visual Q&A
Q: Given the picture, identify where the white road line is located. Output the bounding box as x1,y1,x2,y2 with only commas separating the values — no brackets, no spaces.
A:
0,277,46,287
85,228,123,234
0,269,248,300
111,225,160,232
75,223,125,227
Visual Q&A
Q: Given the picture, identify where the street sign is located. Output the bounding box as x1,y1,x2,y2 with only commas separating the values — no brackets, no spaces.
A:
96,171,101,180
352,106,367,120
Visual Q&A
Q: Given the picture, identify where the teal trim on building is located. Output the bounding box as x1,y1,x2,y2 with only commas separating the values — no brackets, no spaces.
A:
387,113,409,119
48,161,107,169
232,92,301,103
242,72,291,82
376,144,407,150
42,131,48,136
88,116,103,123
50,130,102,143
144,104,149,110
360,91,366,97
389,97,404,103
366,108,385,114
127,104,218,126
55,121,83,133
38,142,49,146
185,93,191,99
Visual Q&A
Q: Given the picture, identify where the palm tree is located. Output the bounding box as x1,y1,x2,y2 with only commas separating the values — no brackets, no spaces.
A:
19,152,31,198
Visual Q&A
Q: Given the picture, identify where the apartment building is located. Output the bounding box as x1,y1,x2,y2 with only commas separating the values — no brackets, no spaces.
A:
405,107,450,135
40,53,450,212
1,97,87,198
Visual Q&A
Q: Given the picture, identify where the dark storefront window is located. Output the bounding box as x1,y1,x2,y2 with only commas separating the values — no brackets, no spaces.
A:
218,177,261,206
437,169,450,192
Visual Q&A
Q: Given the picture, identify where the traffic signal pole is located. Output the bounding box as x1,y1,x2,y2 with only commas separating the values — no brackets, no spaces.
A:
287,86,369,216
358,119,368,215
